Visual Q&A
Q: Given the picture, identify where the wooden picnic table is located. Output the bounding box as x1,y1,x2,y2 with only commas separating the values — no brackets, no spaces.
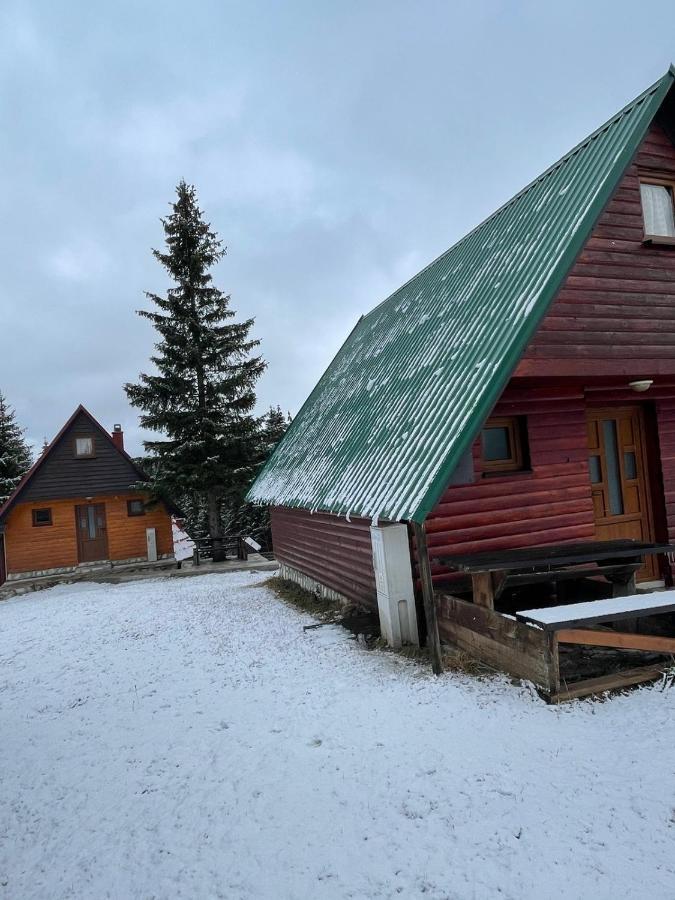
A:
433,539,675,609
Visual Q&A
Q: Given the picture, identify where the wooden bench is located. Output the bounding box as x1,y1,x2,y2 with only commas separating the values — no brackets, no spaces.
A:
516,591,675,701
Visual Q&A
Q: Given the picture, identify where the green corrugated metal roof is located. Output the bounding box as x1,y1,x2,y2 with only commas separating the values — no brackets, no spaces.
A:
248,68,675,524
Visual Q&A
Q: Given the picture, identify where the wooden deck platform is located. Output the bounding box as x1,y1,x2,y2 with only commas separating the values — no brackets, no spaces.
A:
436,589,675,702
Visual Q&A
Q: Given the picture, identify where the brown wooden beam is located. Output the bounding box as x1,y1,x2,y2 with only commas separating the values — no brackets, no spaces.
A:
514,358,675,378
437,594,553,689
471,571,494,609
556,629,675,653
546,633,560,697
411,521,443,676
549,664,668,703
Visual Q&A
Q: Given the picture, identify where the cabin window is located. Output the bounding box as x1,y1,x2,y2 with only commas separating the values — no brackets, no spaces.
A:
640,179,675,240
32,508,52,527
74,436,95,458
127,499,145,517
481,416,529,474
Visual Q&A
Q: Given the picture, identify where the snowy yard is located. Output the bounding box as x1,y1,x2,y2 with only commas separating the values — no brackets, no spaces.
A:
1,572,675,899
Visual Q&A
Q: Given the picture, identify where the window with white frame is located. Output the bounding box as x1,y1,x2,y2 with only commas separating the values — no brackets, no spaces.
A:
74,436,95,458
640,179,675,239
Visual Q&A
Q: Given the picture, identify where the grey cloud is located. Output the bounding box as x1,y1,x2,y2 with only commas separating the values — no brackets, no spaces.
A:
2,0,675,456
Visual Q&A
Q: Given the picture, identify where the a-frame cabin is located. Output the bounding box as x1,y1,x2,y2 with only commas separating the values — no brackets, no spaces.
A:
0,406,175,587
249,68,675,697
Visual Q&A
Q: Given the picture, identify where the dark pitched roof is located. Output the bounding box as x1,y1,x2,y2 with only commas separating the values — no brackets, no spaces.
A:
248,67,675,523
0,405,151,522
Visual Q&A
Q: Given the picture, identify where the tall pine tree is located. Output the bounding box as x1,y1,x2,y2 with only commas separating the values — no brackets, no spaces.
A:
125,181,266,561
226,405,292,547
262,405,290,454
0,392,32,504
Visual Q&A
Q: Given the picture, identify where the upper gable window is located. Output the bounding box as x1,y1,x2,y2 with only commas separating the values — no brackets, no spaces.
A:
481,416,529,475
640,179,675,240
74,436,95,458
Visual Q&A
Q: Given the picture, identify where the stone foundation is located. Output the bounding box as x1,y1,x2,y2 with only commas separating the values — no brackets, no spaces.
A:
277,562,354,608
5,553,175,582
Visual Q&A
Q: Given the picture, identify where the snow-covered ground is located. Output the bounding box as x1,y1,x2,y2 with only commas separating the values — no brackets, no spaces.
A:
1,572,674,900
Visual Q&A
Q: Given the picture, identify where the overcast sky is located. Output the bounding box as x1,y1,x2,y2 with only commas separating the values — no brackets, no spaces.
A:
3,1,675,456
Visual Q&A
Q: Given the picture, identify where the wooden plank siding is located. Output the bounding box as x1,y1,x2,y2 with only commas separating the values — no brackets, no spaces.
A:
518,122,675,377
424,385,596,587
20,411,143,503
424,383,675,589
4,495,173,576
270,507,377,610
437,594,553,689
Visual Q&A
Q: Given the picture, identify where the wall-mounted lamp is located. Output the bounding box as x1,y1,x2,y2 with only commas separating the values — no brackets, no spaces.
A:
628,380,653,393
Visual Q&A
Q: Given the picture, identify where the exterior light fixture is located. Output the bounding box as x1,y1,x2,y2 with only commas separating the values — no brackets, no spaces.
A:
628,380,653,393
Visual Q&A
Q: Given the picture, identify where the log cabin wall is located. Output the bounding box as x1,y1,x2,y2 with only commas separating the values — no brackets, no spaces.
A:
270,506,377,610
425,383,675,589
518,122,675,378
425,384,596,586
4,494,173,577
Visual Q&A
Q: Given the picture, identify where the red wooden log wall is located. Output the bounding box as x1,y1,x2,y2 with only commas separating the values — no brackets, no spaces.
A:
425,383,675,587
658,398,675,543
270,506,377,609
425,385,595,584
518,122,675,378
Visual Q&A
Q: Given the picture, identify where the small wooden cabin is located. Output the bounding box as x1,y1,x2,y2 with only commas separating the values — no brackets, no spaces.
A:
249,68,675,697
0,406,174,586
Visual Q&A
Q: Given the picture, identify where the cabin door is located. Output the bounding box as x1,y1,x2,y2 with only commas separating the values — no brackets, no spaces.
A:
586,406,656,580
75,503,109,564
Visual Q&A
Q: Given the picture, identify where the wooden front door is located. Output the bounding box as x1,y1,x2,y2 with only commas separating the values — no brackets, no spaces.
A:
75,503,109,563
587,407,656,580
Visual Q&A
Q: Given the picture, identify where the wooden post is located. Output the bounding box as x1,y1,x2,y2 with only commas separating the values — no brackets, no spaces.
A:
193,548,200,567
612,571,636,598
411,521,443,676
546,633,560,701
471,571,494,609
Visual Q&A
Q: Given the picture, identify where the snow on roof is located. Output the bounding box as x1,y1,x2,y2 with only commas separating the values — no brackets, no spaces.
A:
248,68,675,524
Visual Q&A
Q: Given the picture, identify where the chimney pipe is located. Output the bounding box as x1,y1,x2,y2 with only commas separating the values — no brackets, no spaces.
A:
111,423,124,452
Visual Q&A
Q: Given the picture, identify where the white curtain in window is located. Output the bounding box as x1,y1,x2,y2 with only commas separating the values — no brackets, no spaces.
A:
640,182,675,236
